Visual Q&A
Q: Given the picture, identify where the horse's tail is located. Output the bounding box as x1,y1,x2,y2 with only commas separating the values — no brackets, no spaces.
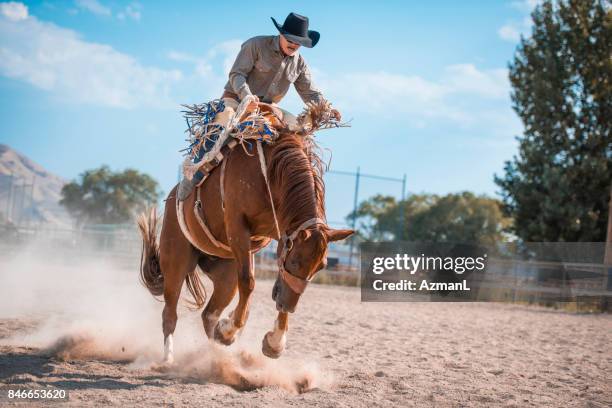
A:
138,207,164,297
137,206,207,310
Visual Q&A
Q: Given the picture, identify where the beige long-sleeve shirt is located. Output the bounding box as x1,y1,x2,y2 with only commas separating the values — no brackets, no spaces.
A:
224,35,324,104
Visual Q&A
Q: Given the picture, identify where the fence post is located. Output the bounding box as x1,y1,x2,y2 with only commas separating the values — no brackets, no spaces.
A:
29,177,35,227
605,183,612,291
348,167,360,267
6,173,13,221
398,174,406,240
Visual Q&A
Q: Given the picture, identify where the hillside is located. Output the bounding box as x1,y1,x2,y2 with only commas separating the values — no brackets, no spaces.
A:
0,144,71,226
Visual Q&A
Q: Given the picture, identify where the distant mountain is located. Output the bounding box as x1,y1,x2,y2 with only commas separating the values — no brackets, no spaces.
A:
0,144,71,226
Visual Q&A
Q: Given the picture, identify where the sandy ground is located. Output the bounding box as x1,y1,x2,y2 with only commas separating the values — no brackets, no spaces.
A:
1,277,611,407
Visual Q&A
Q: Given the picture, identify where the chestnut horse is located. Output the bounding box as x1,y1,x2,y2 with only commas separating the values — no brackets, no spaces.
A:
138,119,353,362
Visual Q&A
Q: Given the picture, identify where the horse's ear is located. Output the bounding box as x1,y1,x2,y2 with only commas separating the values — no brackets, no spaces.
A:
326,229,355,242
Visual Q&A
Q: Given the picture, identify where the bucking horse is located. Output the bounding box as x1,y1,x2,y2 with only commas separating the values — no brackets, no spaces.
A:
138,98,353,363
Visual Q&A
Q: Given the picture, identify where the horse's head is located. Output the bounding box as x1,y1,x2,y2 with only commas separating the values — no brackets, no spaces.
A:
273,224,354,313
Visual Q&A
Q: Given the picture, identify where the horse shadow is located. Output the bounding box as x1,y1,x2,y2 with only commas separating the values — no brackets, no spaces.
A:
0,350,167,391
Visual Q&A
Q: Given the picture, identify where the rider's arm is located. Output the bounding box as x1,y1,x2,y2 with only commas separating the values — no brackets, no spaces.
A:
228,40,256,100
294,57,324,104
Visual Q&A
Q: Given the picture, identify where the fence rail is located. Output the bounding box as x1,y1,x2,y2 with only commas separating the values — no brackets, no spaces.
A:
1,224,610,311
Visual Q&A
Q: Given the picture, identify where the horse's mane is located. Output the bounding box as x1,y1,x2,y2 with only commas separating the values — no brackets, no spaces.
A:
267,134,326,232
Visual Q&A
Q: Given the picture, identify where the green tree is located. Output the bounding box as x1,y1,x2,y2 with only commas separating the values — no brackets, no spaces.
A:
348,194,401,241
495,0,612,242
349,192,510,245
60,166,161,225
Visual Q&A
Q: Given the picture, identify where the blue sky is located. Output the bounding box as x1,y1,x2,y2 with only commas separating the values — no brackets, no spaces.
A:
0,0,538,226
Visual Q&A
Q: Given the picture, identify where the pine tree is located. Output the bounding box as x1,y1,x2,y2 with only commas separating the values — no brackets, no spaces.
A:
495,0,612,241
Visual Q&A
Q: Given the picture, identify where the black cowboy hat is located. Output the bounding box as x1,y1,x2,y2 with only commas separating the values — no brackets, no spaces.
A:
271,12,320,48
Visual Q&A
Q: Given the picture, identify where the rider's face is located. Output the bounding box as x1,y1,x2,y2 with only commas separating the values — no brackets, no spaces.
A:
279,35,300,56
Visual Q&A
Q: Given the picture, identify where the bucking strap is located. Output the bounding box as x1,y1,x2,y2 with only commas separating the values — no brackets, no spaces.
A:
193,186,231,252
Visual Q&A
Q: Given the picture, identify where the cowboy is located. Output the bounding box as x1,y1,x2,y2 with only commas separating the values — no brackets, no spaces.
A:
178,12,341,200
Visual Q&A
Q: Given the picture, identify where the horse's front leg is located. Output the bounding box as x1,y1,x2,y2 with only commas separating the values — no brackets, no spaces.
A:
262,312,288,358
214,226,254,345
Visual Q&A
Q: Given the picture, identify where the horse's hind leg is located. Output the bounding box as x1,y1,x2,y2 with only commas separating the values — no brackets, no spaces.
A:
159,248,198,363
198,257,238,339
158,194,199,364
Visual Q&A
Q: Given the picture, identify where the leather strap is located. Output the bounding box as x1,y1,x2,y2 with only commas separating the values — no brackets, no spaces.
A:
193,186,231,252
277,217,326,294
220,149,229,211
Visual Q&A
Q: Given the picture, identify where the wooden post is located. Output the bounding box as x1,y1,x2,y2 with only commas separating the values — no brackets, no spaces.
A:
606,183,612,263
605,184,612,292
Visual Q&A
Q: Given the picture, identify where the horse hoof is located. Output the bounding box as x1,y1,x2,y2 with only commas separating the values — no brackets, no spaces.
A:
261,332,283,359
214,319,236,346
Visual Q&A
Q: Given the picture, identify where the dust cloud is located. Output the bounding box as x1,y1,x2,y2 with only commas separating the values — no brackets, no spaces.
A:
0,242,330,394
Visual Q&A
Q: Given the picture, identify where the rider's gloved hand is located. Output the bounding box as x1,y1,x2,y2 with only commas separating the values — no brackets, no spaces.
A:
247,95,259,111
331,108,341,121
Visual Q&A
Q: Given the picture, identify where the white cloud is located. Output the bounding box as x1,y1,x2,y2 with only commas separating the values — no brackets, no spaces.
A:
0,5,181,108
73,0,142,21
0,3,514,131
444,64,509,98
510,0,540,12
498,23,521,41
327,72,446,114
117,3,141,21
166,51,196,63
498,16,532,42
208,40,242,76
75,0,110,17
317,63,510,127
499,0,541,42
166,50,212,77
167,39,242,78
0,1,28,21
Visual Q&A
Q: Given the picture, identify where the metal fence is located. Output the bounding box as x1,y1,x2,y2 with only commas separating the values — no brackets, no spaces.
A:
1,224,611,311
0,174,35,226
0,222,358,288
2,166,610,311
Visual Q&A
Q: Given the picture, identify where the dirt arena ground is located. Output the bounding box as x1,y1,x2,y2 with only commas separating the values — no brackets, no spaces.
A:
1,263,611,408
